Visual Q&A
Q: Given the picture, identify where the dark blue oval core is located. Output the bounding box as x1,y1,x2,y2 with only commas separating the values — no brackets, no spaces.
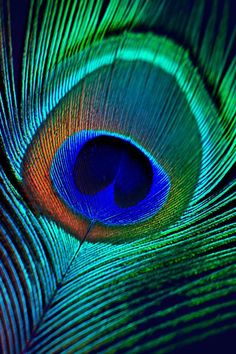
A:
73,135,154,208
50,131,170,225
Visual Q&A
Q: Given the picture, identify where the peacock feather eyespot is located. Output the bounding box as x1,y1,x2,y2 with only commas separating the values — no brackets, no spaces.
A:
20,33,221,242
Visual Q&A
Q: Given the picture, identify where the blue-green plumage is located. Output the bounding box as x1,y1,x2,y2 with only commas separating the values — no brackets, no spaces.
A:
0,0,235,353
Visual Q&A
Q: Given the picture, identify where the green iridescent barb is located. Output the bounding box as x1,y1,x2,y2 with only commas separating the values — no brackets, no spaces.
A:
0,0,235,353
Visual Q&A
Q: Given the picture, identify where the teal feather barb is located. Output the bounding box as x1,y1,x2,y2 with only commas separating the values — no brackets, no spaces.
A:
0,0,235,353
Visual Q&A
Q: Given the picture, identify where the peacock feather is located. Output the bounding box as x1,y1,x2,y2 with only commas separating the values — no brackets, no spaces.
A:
0,0,235,352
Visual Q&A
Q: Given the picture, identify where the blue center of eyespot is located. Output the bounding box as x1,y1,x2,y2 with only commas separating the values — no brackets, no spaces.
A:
73,135,154,208
50,131,171,225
